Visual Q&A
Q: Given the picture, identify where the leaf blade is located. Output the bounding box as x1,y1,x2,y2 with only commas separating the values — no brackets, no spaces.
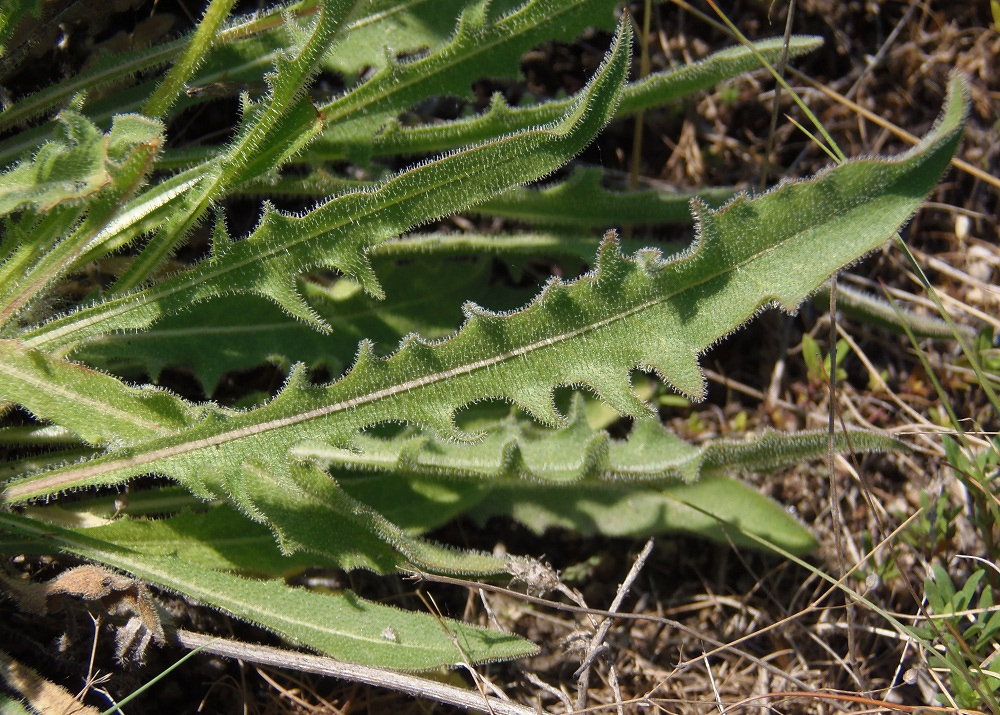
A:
1,73,966,506
0,511,537,669
21,18,632,351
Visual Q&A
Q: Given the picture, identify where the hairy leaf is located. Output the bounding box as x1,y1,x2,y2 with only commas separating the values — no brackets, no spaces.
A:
307,398,898,553
0,113,164,328
301,394,903,484
161,33,822,169
342,35,822,161
110,0,355,293
72,256,530,392
0,4,311,140
0,112,160,216
232,165,735,229
20,19,631,351
472,167,734,228
0,72,966,509
314,0,622,160
0,511,536,669
0,0,972,680
0,339,193,447
230,459,509,573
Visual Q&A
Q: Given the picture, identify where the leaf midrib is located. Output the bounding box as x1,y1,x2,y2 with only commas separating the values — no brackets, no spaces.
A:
319,0,596,123
0,356,170,438
3,513,454,654
24,124,562,350
6,227,824,499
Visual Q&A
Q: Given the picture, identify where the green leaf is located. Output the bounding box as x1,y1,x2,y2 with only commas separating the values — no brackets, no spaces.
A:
316,35,822,162
140,0,240,119
0,111,129,215
369,230,671,269
472,167,734,228
0,4,302,140
468,473,819,554
0,510,536,670
159,33,821,170
4,504,324,577
1,73,966,513
0,0,42,59
813,282,978,341
230,459,508,574
341,473,488,536
302,394,903,485
616,36,821,116
313,0,622,160
72,255,529,392
322,0,476,77
0,339,194,447
0,693,32,715
111,0,354,293
0,113,164,328
20,18,631,350
307,397,898,552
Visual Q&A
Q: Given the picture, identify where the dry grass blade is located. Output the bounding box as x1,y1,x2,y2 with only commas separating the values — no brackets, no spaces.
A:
174,630,538,715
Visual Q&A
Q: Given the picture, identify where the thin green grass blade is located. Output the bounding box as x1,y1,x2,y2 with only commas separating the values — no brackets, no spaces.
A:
141,0,238,118
812,283,978,341
100,639,216,715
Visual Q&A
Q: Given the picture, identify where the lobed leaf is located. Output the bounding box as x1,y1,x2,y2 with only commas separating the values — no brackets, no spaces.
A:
313,0,621,160
0,113,164,328
472,166,734,228
72,256,530,392
20,19,631,351
0,111,153,216
110,0,354,294
160,33,822,169
336,35,822,162
301,394,904,485
0,73,966,510
309,398,899,553
229,459,509,573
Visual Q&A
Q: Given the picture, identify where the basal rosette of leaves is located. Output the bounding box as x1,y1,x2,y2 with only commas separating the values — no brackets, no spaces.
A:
0,0,968,671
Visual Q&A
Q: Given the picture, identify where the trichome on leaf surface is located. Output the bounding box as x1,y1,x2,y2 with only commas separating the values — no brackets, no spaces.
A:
0,0,968,678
